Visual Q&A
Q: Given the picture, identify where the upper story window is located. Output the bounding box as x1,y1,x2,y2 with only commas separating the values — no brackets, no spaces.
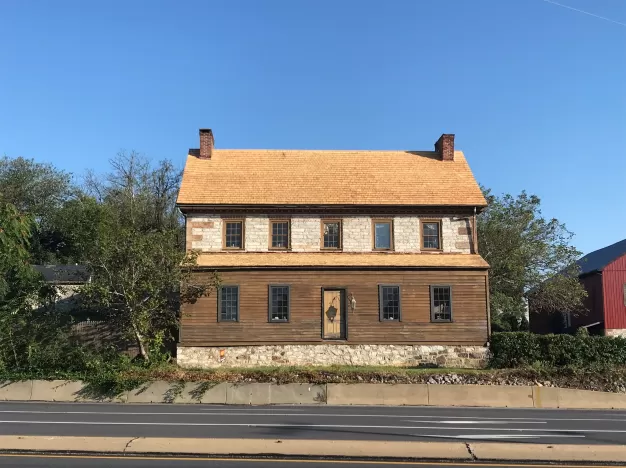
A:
223,220,244,249
422,220,442,250
430,285,452,322
373,219,393,250
270,220,290,249
322,220,342,249
218,285,239,322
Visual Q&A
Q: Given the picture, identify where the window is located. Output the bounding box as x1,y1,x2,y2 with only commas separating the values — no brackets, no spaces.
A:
430,285,452,322
422,220,441,250
270,220,290,249
223,220,243,249
373,220,393,250
562,311,572,329
322,220,341,249
379,285,401,321
218,286,239,322
269,285,290,322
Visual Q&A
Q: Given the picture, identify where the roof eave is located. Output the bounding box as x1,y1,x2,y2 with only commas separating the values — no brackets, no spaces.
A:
177,203,488,214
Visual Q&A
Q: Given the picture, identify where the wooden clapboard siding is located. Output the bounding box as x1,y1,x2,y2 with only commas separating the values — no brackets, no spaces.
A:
181,269,488,346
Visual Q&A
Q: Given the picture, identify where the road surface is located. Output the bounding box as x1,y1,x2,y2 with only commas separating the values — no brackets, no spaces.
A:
0,402,623,445
0,456,613,467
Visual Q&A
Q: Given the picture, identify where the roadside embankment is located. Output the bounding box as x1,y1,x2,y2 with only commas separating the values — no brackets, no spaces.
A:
2,380,626,408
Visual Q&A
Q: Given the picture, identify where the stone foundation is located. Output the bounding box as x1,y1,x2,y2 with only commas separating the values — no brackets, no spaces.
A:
177,344,488,369
606,329,626,338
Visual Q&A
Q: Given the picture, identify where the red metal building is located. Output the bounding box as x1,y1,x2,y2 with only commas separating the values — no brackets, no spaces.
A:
530,239,626,336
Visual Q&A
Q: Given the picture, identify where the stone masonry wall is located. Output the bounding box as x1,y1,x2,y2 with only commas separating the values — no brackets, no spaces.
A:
245,216,269,251
188,216,222,252
291,217,321,252
606,329,626,338
177,344,488,369
342,217,372,252
442,218,473,253
187,215,473,254
394,217,420,252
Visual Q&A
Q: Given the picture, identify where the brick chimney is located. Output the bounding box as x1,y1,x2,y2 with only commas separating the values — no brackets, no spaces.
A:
435,134,455,161
199,129,214,159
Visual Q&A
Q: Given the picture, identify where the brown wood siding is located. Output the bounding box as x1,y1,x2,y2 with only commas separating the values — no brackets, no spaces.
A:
181,269,489,346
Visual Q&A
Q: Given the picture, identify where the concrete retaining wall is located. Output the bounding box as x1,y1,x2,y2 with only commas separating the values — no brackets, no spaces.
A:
0,380,625,409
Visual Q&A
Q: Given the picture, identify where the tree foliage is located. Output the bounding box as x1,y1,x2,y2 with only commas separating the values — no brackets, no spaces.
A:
80,152,219,361
478,188,587,332
0,202,67,371
0,156,76,263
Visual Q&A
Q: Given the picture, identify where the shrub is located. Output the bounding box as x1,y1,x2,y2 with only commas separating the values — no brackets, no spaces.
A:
489,332,626,368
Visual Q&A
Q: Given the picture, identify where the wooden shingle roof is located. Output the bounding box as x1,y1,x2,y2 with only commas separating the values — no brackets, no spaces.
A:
195,253,489,269
177,149,486,207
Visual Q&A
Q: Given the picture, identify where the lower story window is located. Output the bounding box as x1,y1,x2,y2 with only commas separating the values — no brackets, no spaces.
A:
269,285,290,322
219,286,239,322
379,285,401,321
430,285,452,322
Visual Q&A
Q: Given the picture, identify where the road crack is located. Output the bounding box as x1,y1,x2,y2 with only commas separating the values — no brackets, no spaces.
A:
124,436,141,453
465,442,478,461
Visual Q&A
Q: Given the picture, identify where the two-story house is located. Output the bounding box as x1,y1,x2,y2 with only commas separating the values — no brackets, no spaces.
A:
176,129,490,368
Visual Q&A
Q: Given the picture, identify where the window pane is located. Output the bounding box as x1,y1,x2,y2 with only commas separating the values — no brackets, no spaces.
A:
381,286,400,321
220,286,239,321
272,222,289,248
432,286,451,321
270,286,289,322
225,222,242,248
423,222,440,249
374,223,391,249
323,222,340,248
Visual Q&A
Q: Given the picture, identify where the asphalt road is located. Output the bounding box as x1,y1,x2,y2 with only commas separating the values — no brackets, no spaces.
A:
0,457,602,468
0,402,624,445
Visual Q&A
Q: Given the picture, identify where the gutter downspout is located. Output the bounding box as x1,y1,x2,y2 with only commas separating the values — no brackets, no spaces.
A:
473,206,478,254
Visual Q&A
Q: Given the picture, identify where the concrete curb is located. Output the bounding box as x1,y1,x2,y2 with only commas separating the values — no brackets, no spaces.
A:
0,437,625,463
1,380,626,409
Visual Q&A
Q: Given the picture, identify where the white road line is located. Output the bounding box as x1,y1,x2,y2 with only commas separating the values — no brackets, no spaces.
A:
418,434,585,439
0,410,624,423
0,421,618,433
405,420,546,424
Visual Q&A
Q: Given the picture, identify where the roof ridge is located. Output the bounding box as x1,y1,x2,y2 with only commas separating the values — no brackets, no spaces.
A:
189,149,459,154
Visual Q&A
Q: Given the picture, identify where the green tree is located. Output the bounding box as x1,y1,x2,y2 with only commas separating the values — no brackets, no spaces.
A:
0,156,76,263
0,203,64,371
80,152,218,361
478,188,586,332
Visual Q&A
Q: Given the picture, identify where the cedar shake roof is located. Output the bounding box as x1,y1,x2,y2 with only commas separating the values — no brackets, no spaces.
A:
195,253,489,269
177,149,486,207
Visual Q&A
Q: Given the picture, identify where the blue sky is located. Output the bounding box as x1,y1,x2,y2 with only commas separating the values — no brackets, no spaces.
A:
1,0,624,255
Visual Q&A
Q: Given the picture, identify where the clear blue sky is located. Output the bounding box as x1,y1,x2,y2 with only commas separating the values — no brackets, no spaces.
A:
1,0,624,255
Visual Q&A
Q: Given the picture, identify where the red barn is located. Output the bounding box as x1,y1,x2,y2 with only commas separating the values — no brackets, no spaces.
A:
530,239,626,336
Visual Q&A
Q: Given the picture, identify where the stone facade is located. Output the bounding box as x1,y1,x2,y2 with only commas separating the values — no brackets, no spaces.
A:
605,329,626,338
342,217,372,252
394,217,420,252
245,216,269,251
291,217,321,252
188,216,222,252
186,215,473,254
442,218,473,253
177,344,488,369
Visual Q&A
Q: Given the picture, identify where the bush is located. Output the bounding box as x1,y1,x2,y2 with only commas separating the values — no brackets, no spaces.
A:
489,332,626,368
